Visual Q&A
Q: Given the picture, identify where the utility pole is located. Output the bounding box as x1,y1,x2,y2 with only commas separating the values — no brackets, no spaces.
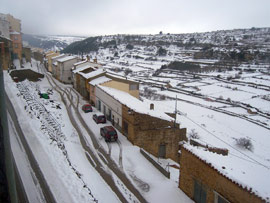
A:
174,95,177,128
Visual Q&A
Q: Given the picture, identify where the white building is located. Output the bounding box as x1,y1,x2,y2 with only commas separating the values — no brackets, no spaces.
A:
95,85,122,129
56,55,78,83
51,54,66,77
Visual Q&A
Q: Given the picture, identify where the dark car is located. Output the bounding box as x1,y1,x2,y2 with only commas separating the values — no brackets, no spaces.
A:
82,104,92,113
100,126,118,142
92,113,106,124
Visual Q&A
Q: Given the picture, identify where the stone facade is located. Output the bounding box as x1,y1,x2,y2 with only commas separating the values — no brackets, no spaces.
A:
122,105,187,162
0,37,12,70
22,47,31,63
10,32,22,60
33,51,44,63
179,146,264,203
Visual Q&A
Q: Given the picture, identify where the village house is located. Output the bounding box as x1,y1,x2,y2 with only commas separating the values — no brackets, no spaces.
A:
72,60,102,87
9,31,22,61
88,72,140,106
179,141,269,203
0,14,12,70
73,67,106,99
95,85,187,162
45,51,60,72
22,46,31,63
0,36,12,70
89,76,112,106
56,55,78,83
0,13,23,62
51,54,66,77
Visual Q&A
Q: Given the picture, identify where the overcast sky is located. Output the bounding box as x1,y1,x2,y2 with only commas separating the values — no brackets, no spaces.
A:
1,0,270,36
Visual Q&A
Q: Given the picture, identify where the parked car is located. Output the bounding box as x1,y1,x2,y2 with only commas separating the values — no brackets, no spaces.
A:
100,126,118,142
92,113,106,124
82,104,92,113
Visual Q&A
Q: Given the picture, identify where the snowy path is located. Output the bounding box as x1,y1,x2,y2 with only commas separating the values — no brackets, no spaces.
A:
45,73,145,202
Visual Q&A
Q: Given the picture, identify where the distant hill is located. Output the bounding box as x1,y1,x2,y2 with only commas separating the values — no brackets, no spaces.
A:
22,34,86,51
61,37,100,54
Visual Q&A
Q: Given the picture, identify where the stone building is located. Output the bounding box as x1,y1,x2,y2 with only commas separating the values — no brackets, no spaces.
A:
179,143,268,203
96,85,187,162
0,36,12,70
22,46,31,63
10,31,22,60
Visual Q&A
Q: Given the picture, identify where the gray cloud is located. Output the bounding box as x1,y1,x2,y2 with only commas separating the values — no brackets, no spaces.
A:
1,0,270,36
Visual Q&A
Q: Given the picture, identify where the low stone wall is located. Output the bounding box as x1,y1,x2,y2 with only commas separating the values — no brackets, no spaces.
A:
140,148,170,179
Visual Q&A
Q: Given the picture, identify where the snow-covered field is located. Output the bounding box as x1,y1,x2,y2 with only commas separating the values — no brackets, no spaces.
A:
92,43,270,200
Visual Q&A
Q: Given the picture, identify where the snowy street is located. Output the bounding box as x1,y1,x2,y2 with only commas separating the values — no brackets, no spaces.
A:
4,60,192,203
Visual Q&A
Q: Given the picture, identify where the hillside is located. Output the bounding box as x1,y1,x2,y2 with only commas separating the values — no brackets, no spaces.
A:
61,27,270,64
22,33,86,51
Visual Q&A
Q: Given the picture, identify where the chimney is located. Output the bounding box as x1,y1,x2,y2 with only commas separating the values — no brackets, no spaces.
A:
94,58,97,63
150,103,154,110
86,55,90,61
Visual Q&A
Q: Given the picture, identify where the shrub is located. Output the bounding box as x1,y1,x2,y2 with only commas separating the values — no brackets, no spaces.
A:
124,68,132,76
126,44,134,50
189,129,200,139
235,137,253,151
156,47,167,56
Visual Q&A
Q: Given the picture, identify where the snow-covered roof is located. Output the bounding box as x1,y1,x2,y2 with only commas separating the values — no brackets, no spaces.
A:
57,55,77,63
10,31,20,35
74,60,87,66
182,143,270,201
51,54,65,60
72,64,95,74
106,73,138,83
97,85,174,122
89,76,112,86
0,35,11,41
78,69,105,79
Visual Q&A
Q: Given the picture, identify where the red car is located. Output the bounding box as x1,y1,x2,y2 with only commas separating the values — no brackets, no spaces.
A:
100,126,118,142
92,113,106,124
82,104,92,113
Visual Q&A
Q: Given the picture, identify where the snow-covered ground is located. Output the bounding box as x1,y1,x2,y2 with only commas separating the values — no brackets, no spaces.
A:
91,44,270,201
5,60,192,203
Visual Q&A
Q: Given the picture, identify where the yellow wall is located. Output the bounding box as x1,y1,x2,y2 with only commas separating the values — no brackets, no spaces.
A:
101,80,139,98
47,52,59,72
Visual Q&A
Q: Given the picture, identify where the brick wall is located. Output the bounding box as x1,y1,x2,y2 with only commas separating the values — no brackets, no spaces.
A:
122,105,187,162
179,147,264,203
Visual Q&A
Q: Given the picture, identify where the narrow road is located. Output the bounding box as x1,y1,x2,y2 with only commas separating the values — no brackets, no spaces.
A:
6,93,56,203
45,73,147,203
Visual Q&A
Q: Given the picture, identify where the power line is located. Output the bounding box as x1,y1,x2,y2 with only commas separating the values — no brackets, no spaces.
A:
180,111,270,170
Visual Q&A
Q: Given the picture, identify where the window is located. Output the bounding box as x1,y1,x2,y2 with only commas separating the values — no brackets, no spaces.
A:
193,180,207,203
14,36,18,40
97,100,101,111
14,43,18,48
214,192,230,203
103,104,106,115
129,84,138,90
123,121,128,136
158,144,166,158
68,77,71,80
